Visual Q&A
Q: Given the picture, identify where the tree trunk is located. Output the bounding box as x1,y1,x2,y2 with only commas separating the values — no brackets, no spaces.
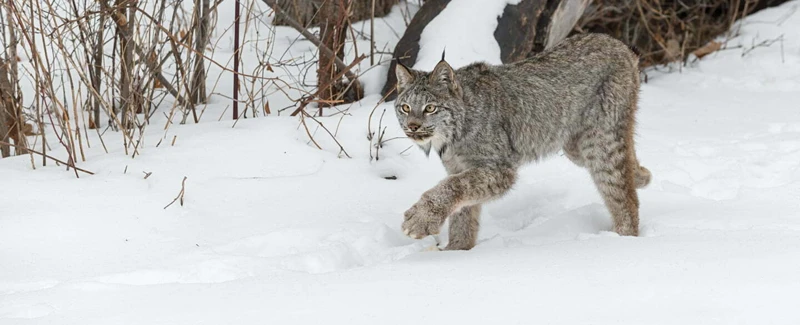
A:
272,0,399,27
1,0,27,157
190,0,209,105
90,9,105,129
114,0,136,130
0,60,11,157
4,1,18,92
315,0,357,115
0,62,27,157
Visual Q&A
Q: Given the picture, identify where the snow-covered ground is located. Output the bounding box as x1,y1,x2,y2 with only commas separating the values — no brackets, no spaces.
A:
2,0,800,323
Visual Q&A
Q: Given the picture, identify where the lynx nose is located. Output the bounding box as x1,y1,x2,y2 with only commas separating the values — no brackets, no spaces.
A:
407,123,421,132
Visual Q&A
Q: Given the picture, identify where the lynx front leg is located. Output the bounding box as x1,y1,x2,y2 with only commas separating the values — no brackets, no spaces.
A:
444,205,481,250
402,167,516,240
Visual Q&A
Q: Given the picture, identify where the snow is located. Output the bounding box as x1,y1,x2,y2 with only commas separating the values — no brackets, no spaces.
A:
415,0,522,70
2,0,800,324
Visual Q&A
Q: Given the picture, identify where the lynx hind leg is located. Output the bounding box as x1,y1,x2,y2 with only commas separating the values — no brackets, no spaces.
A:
563,134,586,167
567,130,650,189
634,164,651,188
444,205,481,250
577,129,640,236
627,133,651,189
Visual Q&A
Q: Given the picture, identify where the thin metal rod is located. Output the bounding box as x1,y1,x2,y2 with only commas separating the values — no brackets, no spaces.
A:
233,0,241,119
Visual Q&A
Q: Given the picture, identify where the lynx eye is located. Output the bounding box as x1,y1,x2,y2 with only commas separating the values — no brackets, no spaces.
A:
424,104,437,114
399,104,410,114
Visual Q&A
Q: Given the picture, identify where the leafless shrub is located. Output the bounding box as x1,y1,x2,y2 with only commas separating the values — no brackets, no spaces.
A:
577,0,791,67
0,0,408,170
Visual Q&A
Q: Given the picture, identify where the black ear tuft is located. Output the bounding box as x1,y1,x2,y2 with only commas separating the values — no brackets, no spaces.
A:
441,48,446,62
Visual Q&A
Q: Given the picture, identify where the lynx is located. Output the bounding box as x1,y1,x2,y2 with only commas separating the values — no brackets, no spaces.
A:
393,33,651,250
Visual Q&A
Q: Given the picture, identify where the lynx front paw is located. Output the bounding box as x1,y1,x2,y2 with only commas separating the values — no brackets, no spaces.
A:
402,200,447,239
443,240,475,251
614,224,639,237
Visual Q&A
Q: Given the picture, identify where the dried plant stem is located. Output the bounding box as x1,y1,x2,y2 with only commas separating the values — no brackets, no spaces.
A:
164,176,188,209
300,110,351,158
299,113,323,150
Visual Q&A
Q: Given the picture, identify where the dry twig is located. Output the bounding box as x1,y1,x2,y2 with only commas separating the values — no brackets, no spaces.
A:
164,176,188,209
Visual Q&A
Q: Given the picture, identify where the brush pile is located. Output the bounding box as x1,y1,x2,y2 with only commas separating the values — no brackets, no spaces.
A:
576,0,791,67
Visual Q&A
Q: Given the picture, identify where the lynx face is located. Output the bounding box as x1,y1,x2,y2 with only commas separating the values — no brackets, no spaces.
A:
394,93,450,144
393,61,462,146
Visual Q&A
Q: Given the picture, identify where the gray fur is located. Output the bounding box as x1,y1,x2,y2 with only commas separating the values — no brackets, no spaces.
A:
393,33,651,250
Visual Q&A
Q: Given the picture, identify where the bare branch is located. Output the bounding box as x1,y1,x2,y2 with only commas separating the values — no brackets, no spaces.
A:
290,54,366,116
260,0,360,84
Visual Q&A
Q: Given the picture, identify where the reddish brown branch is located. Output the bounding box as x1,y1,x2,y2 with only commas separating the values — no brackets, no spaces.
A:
290,54,366,116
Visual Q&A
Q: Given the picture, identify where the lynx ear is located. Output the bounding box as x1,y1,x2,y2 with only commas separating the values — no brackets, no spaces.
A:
395,62,414,94
429,60,459,94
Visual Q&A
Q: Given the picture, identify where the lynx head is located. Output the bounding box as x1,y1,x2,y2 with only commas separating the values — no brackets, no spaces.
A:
393,56,463,148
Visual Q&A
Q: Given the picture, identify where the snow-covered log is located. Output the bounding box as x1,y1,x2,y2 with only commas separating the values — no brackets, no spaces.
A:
382,0,590,99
